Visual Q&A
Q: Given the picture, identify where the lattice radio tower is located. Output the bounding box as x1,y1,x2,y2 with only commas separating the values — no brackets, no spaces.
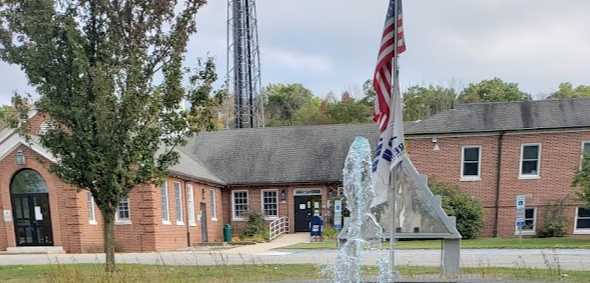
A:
227,0,264,128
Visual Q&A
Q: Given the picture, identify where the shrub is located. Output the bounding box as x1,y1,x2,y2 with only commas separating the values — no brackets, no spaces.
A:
322,225,338,240
539,200,568,238
239,212,269,241
430,181,484,239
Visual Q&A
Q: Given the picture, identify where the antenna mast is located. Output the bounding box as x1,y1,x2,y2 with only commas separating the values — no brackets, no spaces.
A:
227,0,264,128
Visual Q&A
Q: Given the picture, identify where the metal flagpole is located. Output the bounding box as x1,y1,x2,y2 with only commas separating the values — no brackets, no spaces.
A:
389,0,401,273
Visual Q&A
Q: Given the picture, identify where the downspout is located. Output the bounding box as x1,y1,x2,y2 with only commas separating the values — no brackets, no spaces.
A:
493,131,505,237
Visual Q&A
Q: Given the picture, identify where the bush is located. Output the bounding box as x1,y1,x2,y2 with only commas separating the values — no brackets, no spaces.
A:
239,212,269,241
322,225,338,240
539,200,568,238
430,181,484,239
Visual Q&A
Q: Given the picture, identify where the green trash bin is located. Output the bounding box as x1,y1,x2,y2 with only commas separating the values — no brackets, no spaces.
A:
223,224,232,243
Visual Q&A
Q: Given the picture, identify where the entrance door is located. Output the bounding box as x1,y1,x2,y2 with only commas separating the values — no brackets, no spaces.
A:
10,169,53,246
200,203,208,242
294,196,321,232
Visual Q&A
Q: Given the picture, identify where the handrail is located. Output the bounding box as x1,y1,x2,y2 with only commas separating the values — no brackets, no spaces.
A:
268,216,289,240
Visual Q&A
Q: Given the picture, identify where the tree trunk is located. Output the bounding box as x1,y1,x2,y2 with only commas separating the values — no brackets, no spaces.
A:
103,210,116,272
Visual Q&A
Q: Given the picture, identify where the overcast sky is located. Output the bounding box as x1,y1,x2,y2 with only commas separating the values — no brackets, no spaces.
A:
1,0,589,104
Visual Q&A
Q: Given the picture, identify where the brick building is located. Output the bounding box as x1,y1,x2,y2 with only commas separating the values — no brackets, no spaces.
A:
0,99,589,253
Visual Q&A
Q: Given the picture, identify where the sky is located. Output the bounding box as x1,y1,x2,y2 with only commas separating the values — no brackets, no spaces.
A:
1,0,589,105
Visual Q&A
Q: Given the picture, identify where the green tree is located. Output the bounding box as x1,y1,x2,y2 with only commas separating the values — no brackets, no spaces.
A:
263,83,314,126
326,92,372,124
0,105,17,128
0,0,217,271
293,96,331,125
550,82,590,99
458,78,530,103
574,153,590,207
430,181,484,239
403,85,457,121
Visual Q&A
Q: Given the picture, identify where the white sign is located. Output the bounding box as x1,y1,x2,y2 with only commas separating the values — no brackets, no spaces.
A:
516,195,526,230
516,195,526,209
3,210,12,222
35,206,43,221
333,200,343,230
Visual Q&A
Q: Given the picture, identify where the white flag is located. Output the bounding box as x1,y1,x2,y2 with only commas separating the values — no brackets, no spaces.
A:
371,68,405,208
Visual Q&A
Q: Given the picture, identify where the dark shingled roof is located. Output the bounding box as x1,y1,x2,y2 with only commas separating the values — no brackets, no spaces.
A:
182,98,590,185
407,98,590,134
181,123,378,185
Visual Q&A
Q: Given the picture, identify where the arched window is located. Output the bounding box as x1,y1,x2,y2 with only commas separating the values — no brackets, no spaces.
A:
10,169,49,194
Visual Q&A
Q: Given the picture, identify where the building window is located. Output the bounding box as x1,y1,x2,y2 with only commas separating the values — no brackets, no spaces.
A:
582,141,590,167
575,207,590,233
461,146,481,180
161,182,170,224
116,197,131,224
210,189,217,221
262,190,279,219
15,150,25,165
174,182,184,225
520,144,541,178
515,208,536,234
87,192,96,225
232,190,249,220
187,184,196,226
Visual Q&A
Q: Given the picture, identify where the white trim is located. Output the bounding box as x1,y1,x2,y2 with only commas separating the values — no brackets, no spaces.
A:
460,145,482,181
514,207,536,236
161,181,170,225
261,189,280,220
87,191,97,225
519,143,542,179
115,197,132,225
173,181,184,225
187,184,196,226
231,190,249,221
0,134,57,163
293,188,322,196
210,189,218,222
574,207,590,234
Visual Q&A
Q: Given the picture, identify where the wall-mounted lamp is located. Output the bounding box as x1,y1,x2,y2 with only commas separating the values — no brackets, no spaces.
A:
432,137,440,151
15,150,25,165
280,189,287,202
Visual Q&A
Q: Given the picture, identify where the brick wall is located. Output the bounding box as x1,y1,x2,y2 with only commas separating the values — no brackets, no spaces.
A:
0,145,82,252
407,129,590,237
224,185,330,236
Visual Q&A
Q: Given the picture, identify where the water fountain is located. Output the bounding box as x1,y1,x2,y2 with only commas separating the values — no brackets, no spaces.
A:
329,136,462,283
330,137,394,283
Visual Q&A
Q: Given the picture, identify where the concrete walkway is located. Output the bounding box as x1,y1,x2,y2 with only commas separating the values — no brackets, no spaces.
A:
224,233,309,255
0,248,589,271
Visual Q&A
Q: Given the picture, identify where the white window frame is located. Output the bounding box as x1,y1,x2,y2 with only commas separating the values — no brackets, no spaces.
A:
519,143,541,179
460,145,482,181
581,141,590,168
574,207,590,234
514,207,536,236
174,181,184,225
231,190,249,221
210,189,218,222
115,197,131,225
161,181,170,225
261,189,279,220
187,184,196,226
87,191,97,225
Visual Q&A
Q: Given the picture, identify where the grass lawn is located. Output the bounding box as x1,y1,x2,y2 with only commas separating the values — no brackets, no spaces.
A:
0,264,589,283
281,237,590,250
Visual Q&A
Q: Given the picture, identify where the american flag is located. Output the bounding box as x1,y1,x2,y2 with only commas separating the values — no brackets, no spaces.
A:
373,0,406,132
371,0,407,208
